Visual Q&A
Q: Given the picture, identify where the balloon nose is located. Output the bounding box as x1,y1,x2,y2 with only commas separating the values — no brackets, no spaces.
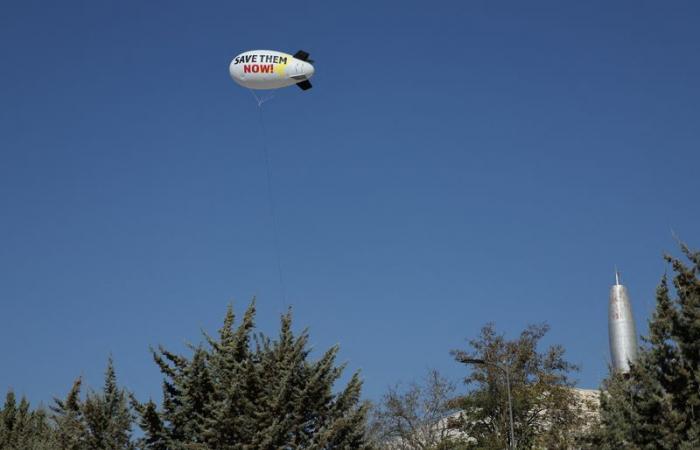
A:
229,58,237,80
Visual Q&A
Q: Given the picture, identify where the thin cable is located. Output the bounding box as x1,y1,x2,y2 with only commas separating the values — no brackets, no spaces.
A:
251,91,287,307
249,88,275,107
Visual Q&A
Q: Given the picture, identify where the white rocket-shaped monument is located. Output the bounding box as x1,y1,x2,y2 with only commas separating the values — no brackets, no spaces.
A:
608,271,639,372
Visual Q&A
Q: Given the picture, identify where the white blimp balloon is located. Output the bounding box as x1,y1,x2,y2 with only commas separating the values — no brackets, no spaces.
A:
229,49,315,91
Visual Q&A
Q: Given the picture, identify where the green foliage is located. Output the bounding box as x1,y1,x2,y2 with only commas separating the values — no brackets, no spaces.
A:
451,323,587,450
51,359,135,450
83,358,135,449
590,244,700,449
51,378,87,450
133,400,167,450
0,390,55,450
136,301,372,449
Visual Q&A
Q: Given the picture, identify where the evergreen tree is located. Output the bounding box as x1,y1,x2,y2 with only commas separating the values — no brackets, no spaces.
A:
0,391,18,449
0,390,56,450
82,358,135,449
590,244,700,449
51,359,136,450
135,301,373,449
52,378,87,450
23,408,57,450
132,400,167,450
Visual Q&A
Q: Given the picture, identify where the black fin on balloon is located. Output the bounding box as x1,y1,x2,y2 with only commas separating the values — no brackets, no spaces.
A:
296,80,312,91
293,50,311,61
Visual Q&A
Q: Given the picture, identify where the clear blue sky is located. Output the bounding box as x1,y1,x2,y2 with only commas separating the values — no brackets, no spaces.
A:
1,0,698,405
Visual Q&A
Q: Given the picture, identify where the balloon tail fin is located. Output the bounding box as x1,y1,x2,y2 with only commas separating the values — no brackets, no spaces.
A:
296,80,312,91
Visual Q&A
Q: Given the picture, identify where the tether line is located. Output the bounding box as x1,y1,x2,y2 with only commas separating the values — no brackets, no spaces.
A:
250,90,287,307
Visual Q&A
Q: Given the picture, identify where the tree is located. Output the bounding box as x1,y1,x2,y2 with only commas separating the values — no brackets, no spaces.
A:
132,400,166,450
135,301,373,449
0,391,18,449
0,390,56,450
52,378,87,450
51,359,135,450
370,369,470,449
82,358,135,449
590,244,700,449
451,323,588,450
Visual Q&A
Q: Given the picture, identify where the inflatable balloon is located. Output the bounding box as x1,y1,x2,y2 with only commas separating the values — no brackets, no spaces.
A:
229,50,315,91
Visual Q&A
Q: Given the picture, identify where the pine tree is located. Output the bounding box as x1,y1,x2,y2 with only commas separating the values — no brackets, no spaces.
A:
135,301,373,449
26,409,57,450
202,303,257,447
132,400,167,450
82,358,135,449
10,397,30,449
51,360,135,450
52,378,87,450
591,244,700,448
0,390,56,450
0,391,18,449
